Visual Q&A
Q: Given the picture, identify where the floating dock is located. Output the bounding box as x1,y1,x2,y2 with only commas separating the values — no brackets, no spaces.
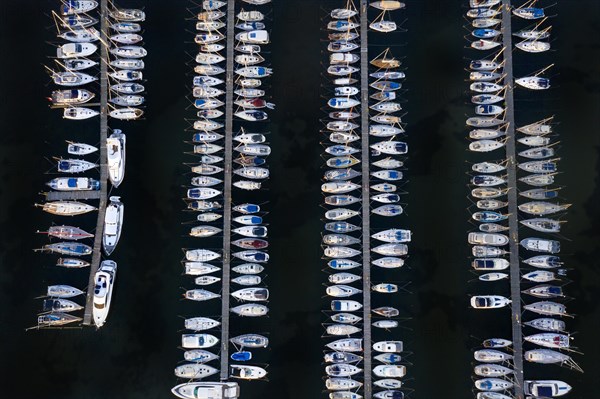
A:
83,0,109,326
359,1,373,398
218,0,236,381
500,1,525,396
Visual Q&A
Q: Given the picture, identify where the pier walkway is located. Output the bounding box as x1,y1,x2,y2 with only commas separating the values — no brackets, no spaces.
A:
219,0,235,381
45,191,102,201
83,0,109,326
500,1,524,397
360,1,372,398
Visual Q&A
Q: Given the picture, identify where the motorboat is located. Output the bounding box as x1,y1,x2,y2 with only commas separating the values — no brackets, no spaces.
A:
53,72,97,87
524,380,571,397
51,89,94,105
92,260,117,328
109,107,143,120
235,30,269,44
231,287,269,301
109,70,142,81
472,258,509,271
109,46,147,58
171,382,239,399
106,130,126,187
520,238,560,253
111,83,145,94
111,22,141,32
57,43,97,59
373,341,403,353
468,232,508,246
182,334,219,349
37,200,96,216
470,295,511,309
47,177,99,191
103,196,124,255
231,303,269,316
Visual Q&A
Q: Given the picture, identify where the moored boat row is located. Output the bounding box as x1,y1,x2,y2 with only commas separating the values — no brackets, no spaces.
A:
174,1,272,396
322,2,410,398
466,1,581,398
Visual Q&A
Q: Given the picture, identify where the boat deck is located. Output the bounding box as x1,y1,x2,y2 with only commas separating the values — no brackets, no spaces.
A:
83,0,109,326
360,1,372,398
501,2,524,397
219,0,236,381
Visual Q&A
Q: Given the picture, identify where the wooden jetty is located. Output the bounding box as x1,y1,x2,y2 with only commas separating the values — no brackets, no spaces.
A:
360,1,372,398
500,1,525,397
219,0,236,381
83,0,109,326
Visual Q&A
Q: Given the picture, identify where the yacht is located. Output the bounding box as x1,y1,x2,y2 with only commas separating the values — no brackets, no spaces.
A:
103,196,124,255
57,158,97,173
57,43,97,59
53,72,97,87
37,200,96,216
524,380,571,397
174,364,218,379
92,260,117,328
47,177,99,191
231,304,268,317
67,141,97,155
51,89,94,105
106,130,126,187
470,295,511,309
171,382,239,399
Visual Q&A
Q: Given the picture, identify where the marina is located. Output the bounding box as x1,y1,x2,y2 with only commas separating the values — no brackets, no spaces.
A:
5,0,596,398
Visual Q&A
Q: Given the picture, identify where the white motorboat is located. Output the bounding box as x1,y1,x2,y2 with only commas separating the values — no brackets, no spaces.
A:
524,380,571,397
92,260,117,328
373,341,403,353
103,196,124,256
237,10,264,21
235,30,269,44
57,42,97,58
107,130,126,187
470,295,511,309
109,46,147,58
468,232,508,246
171,382,239,399
182,334,219,349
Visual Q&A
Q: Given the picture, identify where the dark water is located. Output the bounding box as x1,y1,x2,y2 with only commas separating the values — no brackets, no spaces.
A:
0,1,599,398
